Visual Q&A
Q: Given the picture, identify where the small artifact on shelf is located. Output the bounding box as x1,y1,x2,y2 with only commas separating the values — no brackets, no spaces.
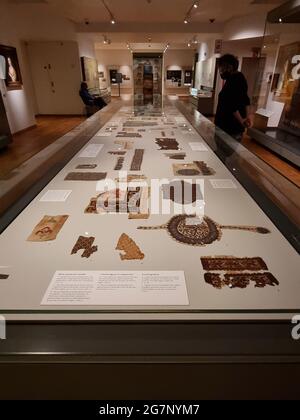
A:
114,140,134,150
114,157,125,171
173,162,215,177
201,257,268,271
27,215,69,242
116,174,147,183
71,236,98,258
108,151,127,156
194,161,216,176
162,180,203,204
117,132,142,138
64,172,107,181
155,138,180,151
128,213,150,220
130,149,144,171
124,121,158,127
204,272,279,289
85,187,149,216
165,153,186,160
138,215,270,246
76,164,97,169
116,233,145,261
173,163,200,176
0,274,9,280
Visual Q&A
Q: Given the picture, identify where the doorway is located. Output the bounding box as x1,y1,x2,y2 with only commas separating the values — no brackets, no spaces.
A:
133,53,163,108
0,88,12,149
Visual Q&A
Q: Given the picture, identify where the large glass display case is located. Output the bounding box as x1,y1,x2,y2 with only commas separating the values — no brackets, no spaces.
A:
249,0,300,167
0,95,299,399
0,97,299,323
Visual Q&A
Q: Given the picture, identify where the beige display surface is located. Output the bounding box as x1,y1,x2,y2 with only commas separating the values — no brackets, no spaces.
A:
0,105,299,321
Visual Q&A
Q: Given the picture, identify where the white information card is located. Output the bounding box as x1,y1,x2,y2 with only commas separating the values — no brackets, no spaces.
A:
189,142,209,152
79,144,104,158
40,190,72,202
41,271,189,306
210,179,238,189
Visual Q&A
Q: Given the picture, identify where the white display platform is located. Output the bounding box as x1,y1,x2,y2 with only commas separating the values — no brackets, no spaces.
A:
0,104,299,321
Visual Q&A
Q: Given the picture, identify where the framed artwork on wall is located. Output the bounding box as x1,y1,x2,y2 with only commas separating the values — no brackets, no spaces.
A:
166,70,182,83
0,44,23,90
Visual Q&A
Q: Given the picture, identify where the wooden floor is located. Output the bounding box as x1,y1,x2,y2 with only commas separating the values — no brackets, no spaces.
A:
242,135,300,188
0,115,86,178
206,114,299,188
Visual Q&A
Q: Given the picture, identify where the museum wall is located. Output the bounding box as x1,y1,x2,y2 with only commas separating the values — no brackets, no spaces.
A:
0,2,81,133
95,49,133,95
164,49,194,95
223,13,267,41
77,35,97,60
26,41,83,115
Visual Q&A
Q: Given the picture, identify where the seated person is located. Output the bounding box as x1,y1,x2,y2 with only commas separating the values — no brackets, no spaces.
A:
79,82,107,109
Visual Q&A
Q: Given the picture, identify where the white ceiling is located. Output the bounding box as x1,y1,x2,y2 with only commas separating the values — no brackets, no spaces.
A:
7,0,284,51
43,0,282,24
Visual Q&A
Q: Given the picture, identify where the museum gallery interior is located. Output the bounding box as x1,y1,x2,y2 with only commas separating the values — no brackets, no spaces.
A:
0,0,299,400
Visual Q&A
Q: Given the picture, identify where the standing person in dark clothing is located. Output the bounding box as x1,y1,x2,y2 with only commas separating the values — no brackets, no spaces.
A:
215,54,253,141
79,82,107,109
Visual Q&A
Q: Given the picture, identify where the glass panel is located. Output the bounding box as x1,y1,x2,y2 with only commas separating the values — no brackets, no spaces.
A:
251,4,300,168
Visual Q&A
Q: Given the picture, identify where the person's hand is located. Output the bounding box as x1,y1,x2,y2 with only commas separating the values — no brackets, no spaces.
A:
244,116,254,128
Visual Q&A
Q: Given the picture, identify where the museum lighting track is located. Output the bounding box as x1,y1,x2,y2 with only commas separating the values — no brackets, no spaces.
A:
126,43,133,53
184,1,200,24
101,0,116,24
163,43,170,53
187,35,198,47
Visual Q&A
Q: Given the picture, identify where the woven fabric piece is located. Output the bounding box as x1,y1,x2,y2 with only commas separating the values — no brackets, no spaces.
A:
71,236,98,258
117,132,142,138
124,121,158,127
0,274,9,280
27,215,69,242
108,151,127,156
201,257,268,272
85,187,149,216
114,157,125,171
173,163,200,177
116,233,145,261
130,149,144,171
138,215,270,246
194,161,216,176
205,272,279,289
114,140,134,150
165,153,186,160
162,181,203,204
76,164,97,169
155,138,180,150
65,172,107,181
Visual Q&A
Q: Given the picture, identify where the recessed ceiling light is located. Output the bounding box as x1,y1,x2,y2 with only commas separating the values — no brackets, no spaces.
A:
279,18,282,23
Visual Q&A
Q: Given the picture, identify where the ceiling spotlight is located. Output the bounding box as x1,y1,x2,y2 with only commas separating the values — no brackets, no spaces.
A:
102,0,116,25
193,2,198,8
188,43,191,47
184,18,189,24
279,18,283,23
